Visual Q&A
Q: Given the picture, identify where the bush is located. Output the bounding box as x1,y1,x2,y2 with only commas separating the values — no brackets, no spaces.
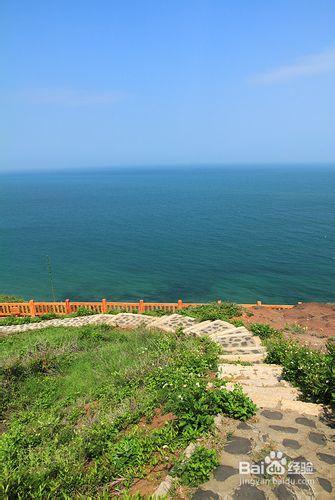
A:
179,302,243,322
0,295,25,303
171,446,219,486
0,316,41,326
70,307,95,317
40,313,60,320
265,336,335,407
143,308,167,317
250,323,280,339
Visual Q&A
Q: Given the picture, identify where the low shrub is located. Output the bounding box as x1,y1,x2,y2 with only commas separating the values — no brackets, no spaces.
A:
171,446,219,486
40,312,60,320
0,295,25,303
0,316,41,326
249,323,279,339
265,336,335,407
70,307,95,317
179,302,243,322
143,308,167,317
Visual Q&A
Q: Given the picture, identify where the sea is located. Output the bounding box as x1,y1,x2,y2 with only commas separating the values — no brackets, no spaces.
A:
1,166,334,304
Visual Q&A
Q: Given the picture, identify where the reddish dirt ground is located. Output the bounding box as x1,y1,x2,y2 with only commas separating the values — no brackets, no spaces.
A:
243,302,335,350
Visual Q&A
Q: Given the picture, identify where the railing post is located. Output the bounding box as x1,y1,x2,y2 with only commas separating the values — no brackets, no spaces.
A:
101,298,107,313
138,299,144,314
65,299,71,315
177,299,183,310
29,299,36,318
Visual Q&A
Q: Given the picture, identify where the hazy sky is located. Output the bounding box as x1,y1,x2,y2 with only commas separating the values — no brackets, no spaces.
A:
1,0,335,171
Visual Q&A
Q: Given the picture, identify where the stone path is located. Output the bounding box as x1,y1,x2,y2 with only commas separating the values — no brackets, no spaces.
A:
0,312,197,336
1,312,333,499
193,408,334,499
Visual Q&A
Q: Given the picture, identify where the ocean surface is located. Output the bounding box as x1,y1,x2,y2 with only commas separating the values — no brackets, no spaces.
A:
1,166,334,304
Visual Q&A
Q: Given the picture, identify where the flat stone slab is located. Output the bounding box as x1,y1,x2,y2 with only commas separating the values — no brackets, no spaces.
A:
148,313,197,332
318,477,333,493
232,484,266,499
295,416,317,428
192,490,220,499
114,313,157,329
261,409,283,420
219,353,266,363
282,438,301,449
183,321,214,336
209,326,252,339
218,364,289,388
213,465,238,481
224,436,252,455
185,320,237,337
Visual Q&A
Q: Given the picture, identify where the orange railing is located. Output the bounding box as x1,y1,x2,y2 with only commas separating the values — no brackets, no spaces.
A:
0,299,294,318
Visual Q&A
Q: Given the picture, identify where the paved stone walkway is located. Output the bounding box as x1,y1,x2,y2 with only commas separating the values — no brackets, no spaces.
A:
193,408,334,499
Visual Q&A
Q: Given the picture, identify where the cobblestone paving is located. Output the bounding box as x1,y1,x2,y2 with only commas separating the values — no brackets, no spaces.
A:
193,409,334,499
113,313,157,329
148,313,198,332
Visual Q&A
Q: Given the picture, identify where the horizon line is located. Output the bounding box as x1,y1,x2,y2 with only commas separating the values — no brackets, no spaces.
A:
1,161,335,175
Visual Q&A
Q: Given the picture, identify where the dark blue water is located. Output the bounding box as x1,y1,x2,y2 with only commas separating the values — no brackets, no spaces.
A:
1,167,334,303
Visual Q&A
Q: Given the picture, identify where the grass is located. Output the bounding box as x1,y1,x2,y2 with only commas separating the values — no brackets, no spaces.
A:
177,302,244,321
0,295,25,303
0,324,256,497
284,323,308,335
0,307,99,327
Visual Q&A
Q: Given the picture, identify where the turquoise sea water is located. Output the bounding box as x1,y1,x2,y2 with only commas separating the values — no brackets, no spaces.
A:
0,167,334,303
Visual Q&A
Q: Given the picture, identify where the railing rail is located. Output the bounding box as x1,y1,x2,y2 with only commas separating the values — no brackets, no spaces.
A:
0,299,295,317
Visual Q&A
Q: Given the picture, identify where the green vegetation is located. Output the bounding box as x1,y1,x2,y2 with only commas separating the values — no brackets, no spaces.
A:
0,324,256,497
178,302,243,322
171,446,219,487
142,308,168,317
70,306,95,316
284,323,308,335
251,325,335,408
0,313,61,326
0,295,24,303
249,323,278,339
265,334,334,407
0,308,98,327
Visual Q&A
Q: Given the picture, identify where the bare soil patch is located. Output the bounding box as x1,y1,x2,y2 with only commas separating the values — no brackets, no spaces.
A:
243,302,335,350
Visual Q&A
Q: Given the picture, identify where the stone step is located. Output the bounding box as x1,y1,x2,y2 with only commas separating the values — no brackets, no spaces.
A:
188,319,236,337
221,345,266,354
114,313,157,329
214,335,256,346
208,326,251,339
242,385,300,405
183,320,213,336
148,314,197,332
219,353,266,363
218,363,287,386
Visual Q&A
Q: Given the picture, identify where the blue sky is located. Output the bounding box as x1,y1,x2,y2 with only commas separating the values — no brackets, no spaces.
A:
1,0,335,171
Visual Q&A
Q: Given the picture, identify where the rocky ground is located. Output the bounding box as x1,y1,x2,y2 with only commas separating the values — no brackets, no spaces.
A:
243,302,335,351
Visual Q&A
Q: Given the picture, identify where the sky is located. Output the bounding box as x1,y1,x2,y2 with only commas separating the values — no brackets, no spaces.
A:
1,0,335,172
